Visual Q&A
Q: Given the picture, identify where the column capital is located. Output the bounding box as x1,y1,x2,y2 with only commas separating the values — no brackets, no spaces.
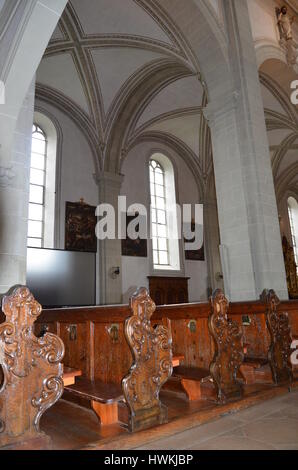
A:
94,171,124,191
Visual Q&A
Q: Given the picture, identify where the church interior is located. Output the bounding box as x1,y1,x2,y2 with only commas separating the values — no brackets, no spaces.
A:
0,0,298,452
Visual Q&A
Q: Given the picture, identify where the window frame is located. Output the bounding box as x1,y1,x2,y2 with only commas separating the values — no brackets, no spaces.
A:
148,151,182,274
149,159,170,267
27,124,48,248
288,196,298,274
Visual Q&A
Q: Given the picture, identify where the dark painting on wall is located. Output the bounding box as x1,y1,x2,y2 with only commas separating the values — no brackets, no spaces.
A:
121,214,148,257
65,199,97,252
184,221,205,261
185,243,205,261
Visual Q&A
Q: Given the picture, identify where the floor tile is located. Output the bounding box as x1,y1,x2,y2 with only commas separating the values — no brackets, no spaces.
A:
136,391,298,450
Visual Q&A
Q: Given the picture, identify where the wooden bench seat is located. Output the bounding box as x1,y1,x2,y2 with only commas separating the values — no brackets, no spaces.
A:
163,366,215,401
174,366,210,382
63,367,82,387
175,367,215,401
240,357,273,385
65,377,124,425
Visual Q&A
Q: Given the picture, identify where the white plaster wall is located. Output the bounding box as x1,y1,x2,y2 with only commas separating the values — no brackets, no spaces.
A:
247,0,279,44
35,99,98,249
36,54,90,115
71,0,171,43
121,141,209,303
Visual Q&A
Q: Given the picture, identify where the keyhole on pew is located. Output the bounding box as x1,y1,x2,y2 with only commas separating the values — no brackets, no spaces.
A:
67,325,77,341
107,324,119,343
188,320,197,333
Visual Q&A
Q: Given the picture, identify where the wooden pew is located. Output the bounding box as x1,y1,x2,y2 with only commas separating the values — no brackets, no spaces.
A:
265,289,293,385
35,304,132,426
237,290,294,386
162,289,244,404
0,286,64,450
35,297,298,409
119,287,172,432
65,378,124,425
208,289,243,403
40,288,172,431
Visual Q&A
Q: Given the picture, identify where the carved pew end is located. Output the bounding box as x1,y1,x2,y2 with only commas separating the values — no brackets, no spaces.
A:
265,289,294,386
122,287,173,433
0,286,65,450
209,289,244,404
217,384,243,405
118,401,168,433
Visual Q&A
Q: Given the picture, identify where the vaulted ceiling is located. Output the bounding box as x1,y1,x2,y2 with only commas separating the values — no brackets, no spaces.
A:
36,0,208,177
35,0,297,201
260,59,298,200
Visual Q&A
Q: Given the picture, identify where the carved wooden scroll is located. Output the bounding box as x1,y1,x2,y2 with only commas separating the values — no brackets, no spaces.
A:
209,289,243,404
0,287,65,449
122,287,173,432
265,289,293,385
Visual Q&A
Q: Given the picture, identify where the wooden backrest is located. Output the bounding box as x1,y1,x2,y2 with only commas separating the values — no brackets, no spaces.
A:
122,287,172,432
0,287,64,449
265,289,293,384
34,297,298,386
208,289,244,403
35,306,132,385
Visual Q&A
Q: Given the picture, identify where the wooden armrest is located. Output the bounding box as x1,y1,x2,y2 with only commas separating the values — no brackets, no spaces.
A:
65,377,123,404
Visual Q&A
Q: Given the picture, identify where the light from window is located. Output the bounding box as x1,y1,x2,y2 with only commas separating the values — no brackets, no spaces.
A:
149,159,170,267
27,124,46,248
288,196,298,274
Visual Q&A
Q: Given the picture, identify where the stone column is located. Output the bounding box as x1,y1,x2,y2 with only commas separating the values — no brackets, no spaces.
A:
96,171,124,305
204,191,224,295
0,80,35,294
204,0,288,301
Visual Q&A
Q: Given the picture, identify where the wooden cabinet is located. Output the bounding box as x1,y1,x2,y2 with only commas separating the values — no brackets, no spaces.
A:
148,276,189,305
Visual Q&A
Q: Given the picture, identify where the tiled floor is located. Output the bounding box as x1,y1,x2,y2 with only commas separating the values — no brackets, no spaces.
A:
136,391,298,450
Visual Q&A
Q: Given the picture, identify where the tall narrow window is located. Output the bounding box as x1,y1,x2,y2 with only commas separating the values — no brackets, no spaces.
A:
149,153,180,272
27,124,47,247
288,196,298,274
150,159,169,267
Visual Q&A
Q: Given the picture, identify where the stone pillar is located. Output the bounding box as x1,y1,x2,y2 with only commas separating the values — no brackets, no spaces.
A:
0,80,35,294
204,0,288,301
96,172,124,305
204,190,224,295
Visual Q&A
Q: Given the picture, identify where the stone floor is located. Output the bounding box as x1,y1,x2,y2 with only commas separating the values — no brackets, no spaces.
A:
136,390,298,450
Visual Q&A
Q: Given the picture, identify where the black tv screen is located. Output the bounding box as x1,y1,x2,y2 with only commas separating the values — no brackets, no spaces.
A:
26,248,96,308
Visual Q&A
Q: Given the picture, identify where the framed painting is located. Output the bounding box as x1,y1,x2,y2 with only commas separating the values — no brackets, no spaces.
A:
184,221,205,261
65,199,97,252
121,214,148,257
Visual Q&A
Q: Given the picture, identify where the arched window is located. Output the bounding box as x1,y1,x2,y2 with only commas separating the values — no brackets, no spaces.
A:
150,159,169,266
27,124,47,247
149,153,180,271
27,113,58,249
288,196,298,273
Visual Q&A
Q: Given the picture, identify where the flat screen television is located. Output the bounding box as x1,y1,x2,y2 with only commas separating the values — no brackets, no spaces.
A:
26,248,96,308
